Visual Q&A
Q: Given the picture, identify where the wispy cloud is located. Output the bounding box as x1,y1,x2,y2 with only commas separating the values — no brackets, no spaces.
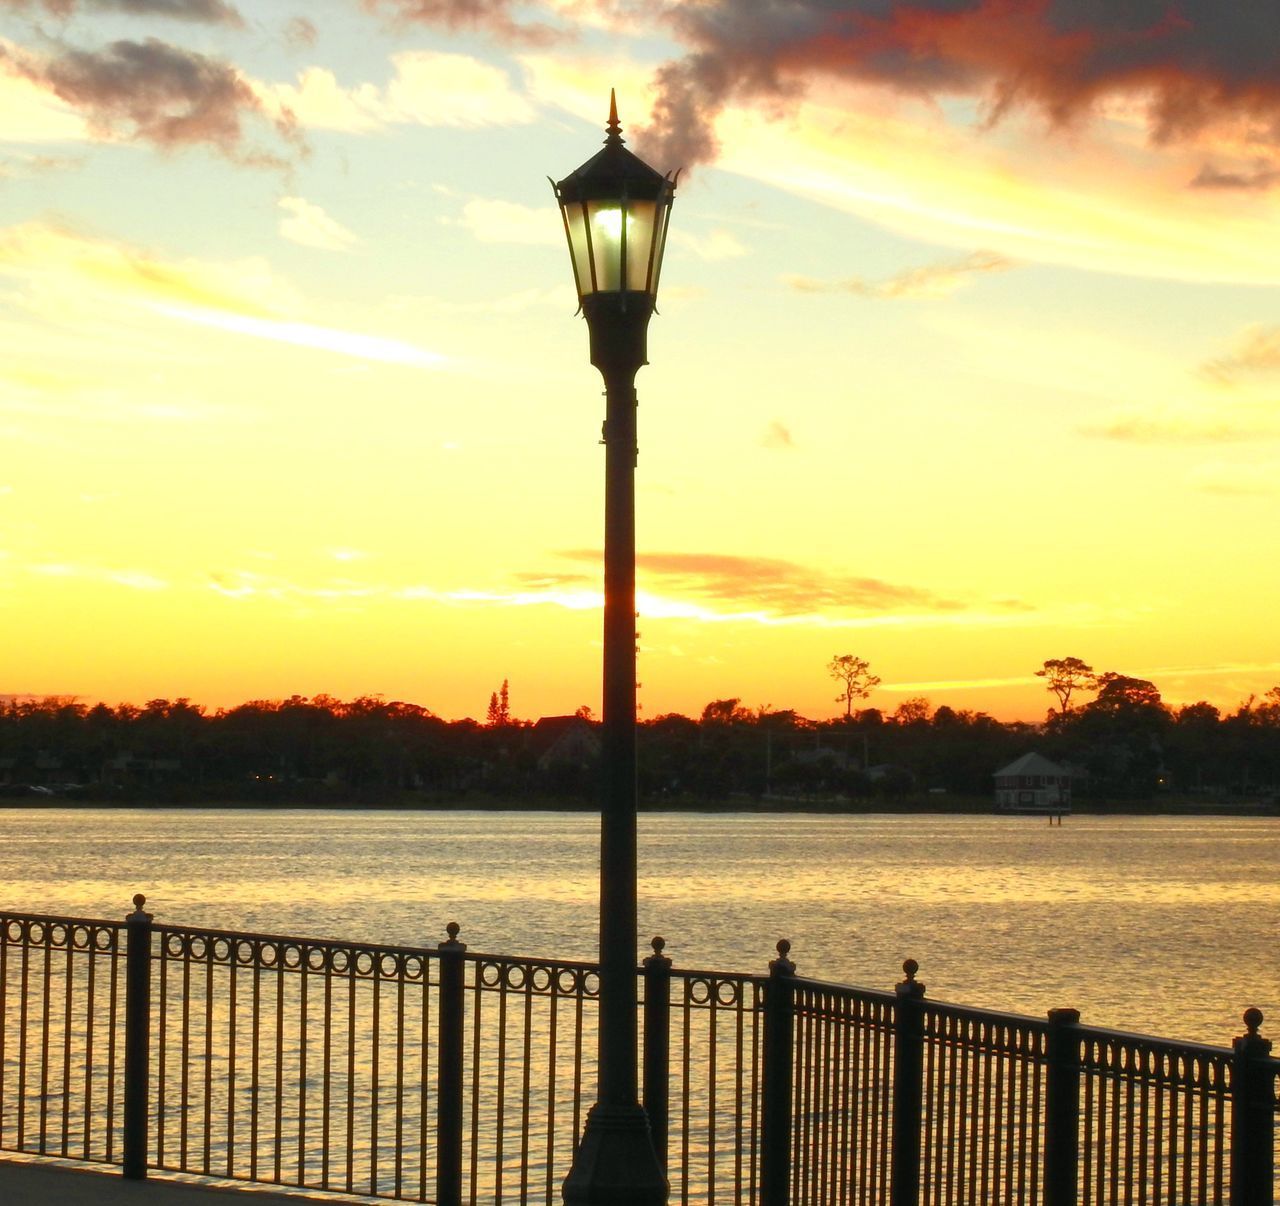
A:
278,196,361,252
282,16,317,48
153,304,444,368
548,548,1033,623
1079,406,1280,444
761,420,794,450
1190,163,1280,191
0,220,293,316
1199,325,1280,386
786,250,1015,299
671,228,748,261
1189,460,1280,496
362,0,560,46
16,557,169,590
0,221,445,367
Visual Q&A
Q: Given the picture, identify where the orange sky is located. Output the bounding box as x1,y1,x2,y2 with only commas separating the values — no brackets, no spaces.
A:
2,1,1279,723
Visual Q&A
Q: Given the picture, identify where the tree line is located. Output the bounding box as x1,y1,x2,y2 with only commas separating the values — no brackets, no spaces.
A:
0,656,1277,806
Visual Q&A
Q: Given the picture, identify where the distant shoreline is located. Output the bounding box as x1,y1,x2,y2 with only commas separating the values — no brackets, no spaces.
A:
0,793,1275,817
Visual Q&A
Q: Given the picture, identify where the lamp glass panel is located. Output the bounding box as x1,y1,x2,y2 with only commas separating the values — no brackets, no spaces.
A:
563,203,594,296
623,201,658,292
586,201,625,292
646,200,671,295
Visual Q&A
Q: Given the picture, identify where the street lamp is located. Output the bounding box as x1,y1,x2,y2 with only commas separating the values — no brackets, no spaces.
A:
552,93,675,1206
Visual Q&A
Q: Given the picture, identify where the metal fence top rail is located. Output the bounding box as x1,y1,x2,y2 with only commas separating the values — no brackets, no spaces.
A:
2,903,1275,1075
1,910,123,929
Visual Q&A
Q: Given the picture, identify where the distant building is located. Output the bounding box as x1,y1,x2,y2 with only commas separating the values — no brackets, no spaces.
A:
994,752,1072,815
529,716,601,772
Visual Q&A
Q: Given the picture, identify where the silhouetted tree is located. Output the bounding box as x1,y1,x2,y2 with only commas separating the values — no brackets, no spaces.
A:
1035,657,1096,714
828,654,880,719
486,680,512,728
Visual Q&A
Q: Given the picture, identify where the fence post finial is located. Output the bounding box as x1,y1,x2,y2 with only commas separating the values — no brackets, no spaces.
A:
770,938,795,977
897,958,923,995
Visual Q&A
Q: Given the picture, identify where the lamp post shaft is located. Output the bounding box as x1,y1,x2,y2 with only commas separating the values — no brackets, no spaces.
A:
561,312,667,1206
600,367,639,1108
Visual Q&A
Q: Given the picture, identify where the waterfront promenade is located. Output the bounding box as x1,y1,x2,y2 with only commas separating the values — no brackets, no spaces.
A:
0,1158,367,1205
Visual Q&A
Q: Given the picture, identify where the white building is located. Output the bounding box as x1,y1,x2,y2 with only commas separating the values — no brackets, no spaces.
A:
994,752,1072,815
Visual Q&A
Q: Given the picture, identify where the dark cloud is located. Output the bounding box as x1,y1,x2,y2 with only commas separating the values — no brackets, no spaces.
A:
0,0,243,22
1190,162,1280,190
362,0,559,45
556,548,969,615
630,1,1280,169
2,37,303,164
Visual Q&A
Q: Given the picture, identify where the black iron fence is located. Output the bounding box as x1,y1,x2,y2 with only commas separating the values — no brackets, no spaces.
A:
1,898,1276,1204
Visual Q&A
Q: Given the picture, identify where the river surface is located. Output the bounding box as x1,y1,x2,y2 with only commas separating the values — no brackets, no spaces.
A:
1,808,1275,1048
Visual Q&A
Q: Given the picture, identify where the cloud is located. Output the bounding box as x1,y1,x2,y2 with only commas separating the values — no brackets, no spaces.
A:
0,220,292,316
786,250,1015,299
1079,407,1280,444
14,556,170,590
761,420,794,450
0,221,445,367
362,0,559,46
152,304,445,368
1189,461,1280,496
522,55,1280,286
1,0,242,22
0,37,301,164
1190,162,1280,191
1200,325,1280,385
278,196,361,252
283,16,317,48
670,228,748,261
637,1,1280,170
452,197,559,244
257,50,535,132
556,548,973,616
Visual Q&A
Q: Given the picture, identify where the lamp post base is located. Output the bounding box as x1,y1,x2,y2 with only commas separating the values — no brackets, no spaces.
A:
562,1102,668,1206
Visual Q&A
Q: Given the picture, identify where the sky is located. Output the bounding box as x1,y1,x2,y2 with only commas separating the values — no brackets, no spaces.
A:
1,0,1279,724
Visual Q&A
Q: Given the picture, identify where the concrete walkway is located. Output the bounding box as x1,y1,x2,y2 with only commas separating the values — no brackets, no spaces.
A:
0,1158,382,1205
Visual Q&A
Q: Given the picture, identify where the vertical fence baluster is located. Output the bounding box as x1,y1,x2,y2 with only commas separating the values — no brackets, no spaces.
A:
1044,1007,1081,1206
1230,1008,1273,1206
436,922,466,1206
123,894,153,1181
643,936,672,1176
760,938,795,1206
891,959,925,1206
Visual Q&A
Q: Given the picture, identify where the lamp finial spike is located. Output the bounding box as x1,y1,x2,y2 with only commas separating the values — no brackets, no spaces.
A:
605,88,623,144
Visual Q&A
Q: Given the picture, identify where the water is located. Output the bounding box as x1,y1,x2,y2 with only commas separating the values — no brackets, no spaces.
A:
3,807,1276,1047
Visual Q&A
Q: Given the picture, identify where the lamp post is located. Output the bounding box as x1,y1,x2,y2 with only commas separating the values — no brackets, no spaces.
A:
552,93,675,1206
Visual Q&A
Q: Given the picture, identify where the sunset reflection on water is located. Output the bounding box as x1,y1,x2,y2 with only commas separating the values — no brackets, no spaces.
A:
3,808,1276,1046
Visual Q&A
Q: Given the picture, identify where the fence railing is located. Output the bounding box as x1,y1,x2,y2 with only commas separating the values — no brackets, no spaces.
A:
1,898,1276,1205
